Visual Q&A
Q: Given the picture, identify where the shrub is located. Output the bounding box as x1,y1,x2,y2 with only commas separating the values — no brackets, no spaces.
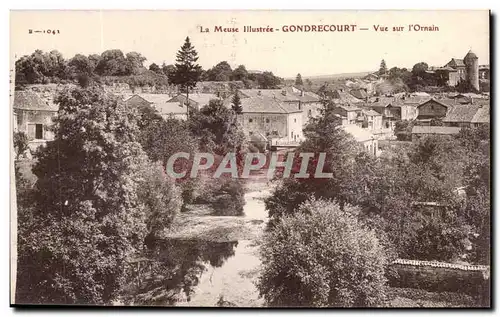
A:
210,179,245,216
13,131,29,159
257,198,388,307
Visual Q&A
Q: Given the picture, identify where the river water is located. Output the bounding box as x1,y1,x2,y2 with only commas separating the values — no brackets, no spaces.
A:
125,188,271,307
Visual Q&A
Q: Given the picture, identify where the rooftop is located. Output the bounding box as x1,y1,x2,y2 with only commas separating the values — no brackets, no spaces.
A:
13,90,58,111
412,126,462,135
442,104,483,123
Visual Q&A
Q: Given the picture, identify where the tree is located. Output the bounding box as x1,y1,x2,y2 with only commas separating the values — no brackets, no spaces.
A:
167,37,203,119
95,49,129,76
295,73,303,86
379,59,387,75
231,65,248,81
231,91,242,114
13,131,29,160
255,71,281,89
161,63,175,78
411,62,429,76
15,86,152,304
206,61,233,81
149,63,161,74
257,198,388,307
188,99,245,156
305,78,313,89
125,52,147,75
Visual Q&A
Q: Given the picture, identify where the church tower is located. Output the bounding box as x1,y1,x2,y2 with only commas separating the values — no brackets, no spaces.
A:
464,50,479,91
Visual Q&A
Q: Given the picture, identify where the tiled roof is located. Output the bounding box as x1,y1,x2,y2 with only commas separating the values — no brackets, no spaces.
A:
337,104,361,111
412,126,461,135
445,58,465,68
471,105,490,123
443,104,482,123
239,88,320,103
13,90,58,111
176,93,219,106
417,98,451,109
237,95,301,114
392,259,489,272
362,109,382,116
332,90,363,103
155,102,187,115
127,94,187,115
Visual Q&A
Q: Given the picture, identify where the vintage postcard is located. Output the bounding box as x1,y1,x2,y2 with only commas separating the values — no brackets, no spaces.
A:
10,10,490,308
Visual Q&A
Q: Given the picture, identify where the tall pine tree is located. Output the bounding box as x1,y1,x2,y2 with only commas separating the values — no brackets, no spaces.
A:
379,59,387,75
295,73,303,86
168,37,203,119
231,91,242,114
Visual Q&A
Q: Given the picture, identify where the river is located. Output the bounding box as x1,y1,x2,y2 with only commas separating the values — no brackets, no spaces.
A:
124,186,271,307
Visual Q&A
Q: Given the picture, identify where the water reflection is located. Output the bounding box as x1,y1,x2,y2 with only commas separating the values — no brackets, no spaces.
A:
123,239,238,306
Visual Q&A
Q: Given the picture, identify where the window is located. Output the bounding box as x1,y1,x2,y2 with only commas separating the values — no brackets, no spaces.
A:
294,118,297,123
27,123,44,139
36,124,43,139
266,118,270,123
266,132,270,136
308,109,312,117
291,131,294,138
249,118,253,123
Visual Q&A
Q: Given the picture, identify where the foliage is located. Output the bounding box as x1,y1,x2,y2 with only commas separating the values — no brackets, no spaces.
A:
15,50,70,85
456,79,480,93
13,131,29,159
394,120,415,141
16,86,152,304
148,62,162,74
205,61,233,81
167,37,203,102
188,99,246,156
138,161,182,246
257,198,388,307
295,73,303,86
379,59,387,75
208,179,246,216
231,91,242,114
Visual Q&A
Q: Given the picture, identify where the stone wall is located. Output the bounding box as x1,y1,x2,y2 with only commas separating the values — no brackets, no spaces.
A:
388,259,490,297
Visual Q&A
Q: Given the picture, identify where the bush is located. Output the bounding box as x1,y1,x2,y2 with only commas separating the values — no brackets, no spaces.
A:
13,131,29,159
210,179,245,216
257,198,388,307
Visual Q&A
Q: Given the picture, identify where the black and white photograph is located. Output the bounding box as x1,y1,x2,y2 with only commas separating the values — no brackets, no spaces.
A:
9,9,491,308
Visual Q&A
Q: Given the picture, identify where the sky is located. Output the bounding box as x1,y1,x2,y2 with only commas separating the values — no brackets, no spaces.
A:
10,10,490,78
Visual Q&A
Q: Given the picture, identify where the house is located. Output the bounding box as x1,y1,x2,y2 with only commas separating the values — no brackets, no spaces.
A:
331,104,362,125
238,88,323,126
443,58,467,86
341,124,379,156
416,99,450,124
443,103,490,128
370,99,401,130
13,90,58,149
360,109,383,131
411,126,461,142
125,94,188,120
223,94,303,144
166,93,220,110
